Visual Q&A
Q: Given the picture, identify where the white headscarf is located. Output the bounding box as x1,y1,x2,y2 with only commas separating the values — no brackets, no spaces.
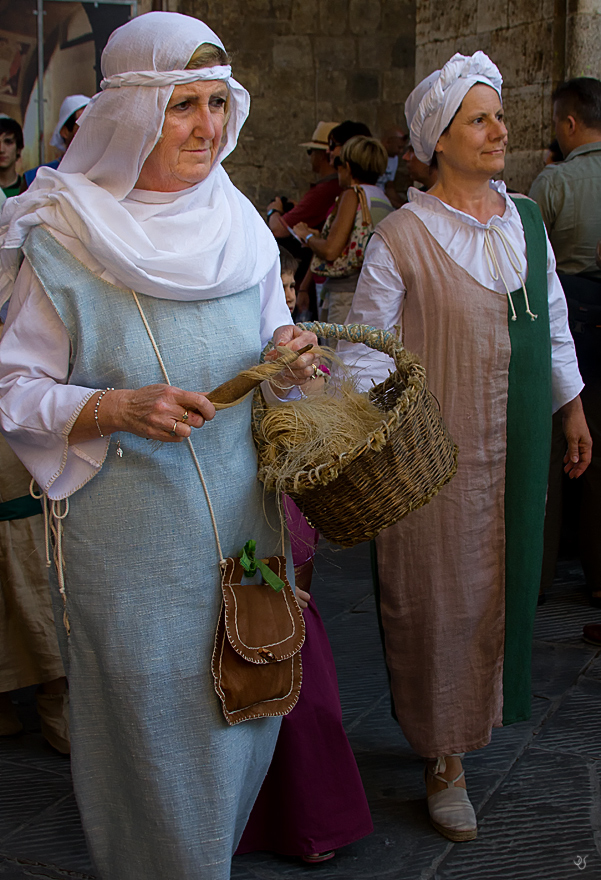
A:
406,51,503,164
0,12,278,304
49,94,91,151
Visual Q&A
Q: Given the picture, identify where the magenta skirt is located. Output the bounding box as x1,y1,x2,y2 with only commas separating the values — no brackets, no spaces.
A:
235,499,373,857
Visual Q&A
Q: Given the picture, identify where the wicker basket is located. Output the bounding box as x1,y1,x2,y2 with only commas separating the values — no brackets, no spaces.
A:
252,322,458,548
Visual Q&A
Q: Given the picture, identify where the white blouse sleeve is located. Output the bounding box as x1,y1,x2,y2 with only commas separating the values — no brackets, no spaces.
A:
258,258,304,405
336,234,406,392
0,260,110,500
259,257,293,347
544,228,584,412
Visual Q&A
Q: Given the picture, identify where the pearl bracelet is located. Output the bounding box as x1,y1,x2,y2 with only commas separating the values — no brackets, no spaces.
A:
94,387,114,438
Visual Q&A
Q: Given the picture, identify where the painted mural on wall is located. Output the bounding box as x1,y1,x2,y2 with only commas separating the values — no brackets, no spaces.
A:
0,30,35,105
0,1,131,173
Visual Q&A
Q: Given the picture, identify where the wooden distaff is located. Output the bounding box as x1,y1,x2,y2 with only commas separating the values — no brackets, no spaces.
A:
206,344,314,409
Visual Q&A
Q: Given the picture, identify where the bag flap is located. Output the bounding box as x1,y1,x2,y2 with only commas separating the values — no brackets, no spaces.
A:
221,556,305,664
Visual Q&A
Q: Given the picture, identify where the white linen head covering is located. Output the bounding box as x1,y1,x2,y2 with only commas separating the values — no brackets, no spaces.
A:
49,94,91,151
406,51,503,164
0,12,278,304
404,71,438,152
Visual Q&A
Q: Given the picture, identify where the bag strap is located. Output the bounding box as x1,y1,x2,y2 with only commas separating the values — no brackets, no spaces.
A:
353,185,373,227
131,291,286,563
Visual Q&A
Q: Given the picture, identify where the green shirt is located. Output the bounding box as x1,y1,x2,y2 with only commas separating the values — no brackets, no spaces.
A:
528,141,601,281
1,175,23,198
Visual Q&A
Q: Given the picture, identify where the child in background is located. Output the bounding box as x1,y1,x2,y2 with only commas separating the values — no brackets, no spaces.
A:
279,244,298,316
236,246,373,865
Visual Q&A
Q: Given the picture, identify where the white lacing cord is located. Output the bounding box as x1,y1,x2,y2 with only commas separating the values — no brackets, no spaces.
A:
50,499,70,634
131,291,287,564
30,478,51,567
30,480,70,633
483,225,538,322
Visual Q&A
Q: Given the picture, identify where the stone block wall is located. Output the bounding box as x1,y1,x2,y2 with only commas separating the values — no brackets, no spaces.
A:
566,0,601,80
169,0,416,208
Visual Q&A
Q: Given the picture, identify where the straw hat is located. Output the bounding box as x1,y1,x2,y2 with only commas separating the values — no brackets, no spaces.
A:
300,121,339,150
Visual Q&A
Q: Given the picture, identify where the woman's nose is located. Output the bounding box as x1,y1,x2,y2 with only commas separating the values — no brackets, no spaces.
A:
192,107,217,139
493,119,508,139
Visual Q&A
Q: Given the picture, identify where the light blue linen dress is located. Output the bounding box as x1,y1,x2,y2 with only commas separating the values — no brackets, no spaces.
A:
23,227,285,880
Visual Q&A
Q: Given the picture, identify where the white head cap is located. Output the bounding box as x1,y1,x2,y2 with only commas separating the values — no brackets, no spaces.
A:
0,12,278,304
58,11,250,198
49,95,91,151
406,51,503,164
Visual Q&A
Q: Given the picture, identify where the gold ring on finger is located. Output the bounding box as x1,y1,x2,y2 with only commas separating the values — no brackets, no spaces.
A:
181,410,189,422
170,419,178,437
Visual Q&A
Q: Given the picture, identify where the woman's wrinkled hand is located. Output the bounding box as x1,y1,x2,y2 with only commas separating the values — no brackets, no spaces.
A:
83,384,216,445
265,325,318,391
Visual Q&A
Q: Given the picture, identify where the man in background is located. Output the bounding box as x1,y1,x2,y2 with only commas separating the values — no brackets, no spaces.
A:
402,141,437,192
529,77,601,611
266,121,340,241
0,117,23,198
266,121,340,317
376,126,407,208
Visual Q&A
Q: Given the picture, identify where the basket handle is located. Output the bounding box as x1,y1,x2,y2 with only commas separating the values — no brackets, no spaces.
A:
294,322,417,371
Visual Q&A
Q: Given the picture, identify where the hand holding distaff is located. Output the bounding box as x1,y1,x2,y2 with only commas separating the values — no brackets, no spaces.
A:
265,324,318,390
69,384,215,445
69,326,318,445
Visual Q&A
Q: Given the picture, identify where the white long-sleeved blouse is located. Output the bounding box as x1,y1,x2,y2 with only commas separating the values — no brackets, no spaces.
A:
337,181,583,412
0,216,291,500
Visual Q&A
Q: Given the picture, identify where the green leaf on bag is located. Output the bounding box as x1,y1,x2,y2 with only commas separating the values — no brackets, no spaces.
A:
239,539,284,592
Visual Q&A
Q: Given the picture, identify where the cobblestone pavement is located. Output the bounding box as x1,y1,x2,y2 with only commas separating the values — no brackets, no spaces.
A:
1,543,600,879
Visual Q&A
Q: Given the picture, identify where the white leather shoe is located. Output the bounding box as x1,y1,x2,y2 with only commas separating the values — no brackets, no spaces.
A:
426,755,477,841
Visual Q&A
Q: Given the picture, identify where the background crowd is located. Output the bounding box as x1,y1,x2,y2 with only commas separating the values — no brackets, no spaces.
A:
0,9,599,880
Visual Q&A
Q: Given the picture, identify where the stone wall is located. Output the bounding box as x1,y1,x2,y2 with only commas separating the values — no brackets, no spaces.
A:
167,0,416,208
566,0,601,80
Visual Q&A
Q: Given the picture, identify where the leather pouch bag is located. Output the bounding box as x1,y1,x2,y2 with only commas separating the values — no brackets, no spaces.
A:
212,554,305,725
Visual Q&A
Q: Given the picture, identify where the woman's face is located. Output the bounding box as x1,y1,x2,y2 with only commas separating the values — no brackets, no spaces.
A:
136,80,228,192
435,84,507,178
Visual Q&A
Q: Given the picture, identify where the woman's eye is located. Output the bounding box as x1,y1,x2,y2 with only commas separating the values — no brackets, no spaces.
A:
174,101,190,111
211,97,227,110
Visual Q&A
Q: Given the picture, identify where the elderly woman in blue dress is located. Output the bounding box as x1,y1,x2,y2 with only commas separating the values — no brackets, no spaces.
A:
0,12,316,880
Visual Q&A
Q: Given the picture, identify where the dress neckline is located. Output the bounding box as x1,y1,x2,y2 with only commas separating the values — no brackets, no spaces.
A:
407,179,515,230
